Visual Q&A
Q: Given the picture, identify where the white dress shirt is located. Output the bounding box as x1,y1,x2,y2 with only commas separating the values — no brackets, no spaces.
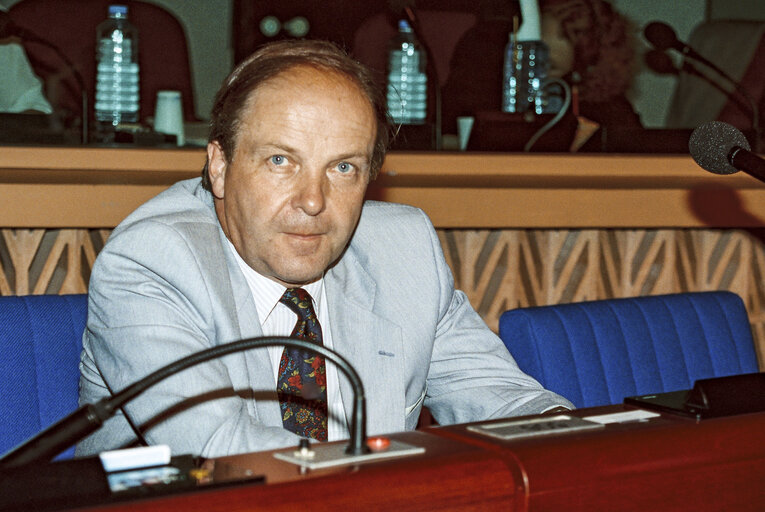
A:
227,240,349,441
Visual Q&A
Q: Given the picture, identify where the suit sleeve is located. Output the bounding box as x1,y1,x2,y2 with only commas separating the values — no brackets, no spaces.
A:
76,220,299,458
416,210,575,422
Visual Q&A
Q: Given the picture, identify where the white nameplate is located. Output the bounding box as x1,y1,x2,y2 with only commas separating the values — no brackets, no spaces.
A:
584,410,660,425
99,445,172,472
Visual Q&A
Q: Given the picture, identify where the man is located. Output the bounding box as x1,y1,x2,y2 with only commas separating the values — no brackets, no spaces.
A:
77,39,572,458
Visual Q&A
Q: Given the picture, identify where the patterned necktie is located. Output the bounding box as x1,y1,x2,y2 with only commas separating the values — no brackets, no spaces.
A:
277,287,328,441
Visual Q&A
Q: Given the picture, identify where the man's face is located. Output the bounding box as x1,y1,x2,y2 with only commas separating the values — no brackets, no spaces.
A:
207,65,377,287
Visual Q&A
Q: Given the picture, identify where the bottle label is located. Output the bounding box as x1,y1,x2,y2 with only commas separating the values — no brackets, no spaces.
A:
386,30,427,124
501,41,552,114
98,37,134,61
95,33,140,123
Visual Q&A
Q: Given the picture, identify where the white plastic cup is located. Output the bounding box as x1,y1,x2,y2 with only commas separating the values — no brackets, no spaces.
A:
153,90,185,146
457,116,475,151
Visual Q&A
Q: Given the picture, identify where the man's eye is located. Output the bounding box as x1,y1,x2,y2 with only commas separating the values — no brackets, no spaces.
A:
270,155,286,165
336,162,354,173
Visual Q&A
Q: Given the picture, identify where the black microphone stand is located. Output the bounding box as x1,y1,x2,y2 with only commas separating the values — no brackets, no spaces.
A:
27,36,89,145
0,336,369,469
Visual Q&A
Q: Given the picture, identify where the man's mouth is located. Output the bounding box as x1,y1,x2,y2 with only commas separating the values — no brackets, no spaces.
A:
284,231,325,242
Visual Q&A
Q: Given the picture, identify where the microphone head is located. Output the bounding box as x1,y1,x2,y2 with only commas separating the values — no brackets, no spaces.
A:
644,21,679,51
644,49,678,75
689,121,751,175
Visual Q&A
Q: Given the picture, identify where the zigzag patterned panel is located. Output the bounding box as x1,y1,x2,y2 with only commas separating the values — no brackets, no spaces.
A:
1,227,763,369
0,229,110,296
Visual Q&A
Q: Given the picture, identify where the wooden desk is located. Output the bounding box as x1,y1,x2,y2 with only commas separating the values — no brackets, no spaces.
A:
0,146,203,228
373,152,765,228
31,406,765,511
2,147,764,228
1,147,764,367
433,406,765,511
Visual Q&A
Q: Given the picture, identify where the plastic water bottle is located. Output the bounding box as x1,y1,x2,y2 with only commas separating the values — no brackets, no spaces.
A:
502,0,553,114
501,38,551,114
386,20,427,125
95,4,140,132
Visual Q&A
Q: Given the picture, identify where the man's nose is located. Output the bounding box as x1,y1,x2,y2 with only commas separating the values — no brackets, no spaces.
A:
292,169,326,216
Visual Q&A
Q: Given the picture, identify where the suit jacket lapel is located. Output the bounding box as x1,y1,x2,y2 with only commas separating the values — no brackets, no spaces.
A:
217,222,284,427
326,250,405,436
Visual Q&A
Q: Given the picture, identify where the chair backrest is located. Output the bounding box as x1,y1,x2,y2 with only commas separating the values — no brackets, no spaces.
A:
499,292,759,409
0,294,88,459
8,0,197,122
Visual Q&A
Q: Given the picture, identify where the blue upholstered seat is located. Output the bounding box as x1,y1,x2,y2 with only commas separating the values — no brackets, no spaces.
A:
499,292,759,409
0,294,87,459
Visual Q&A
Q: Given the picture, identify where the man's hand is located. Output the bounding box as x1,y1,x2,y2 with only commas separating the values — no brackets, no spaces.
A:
542,406,572,415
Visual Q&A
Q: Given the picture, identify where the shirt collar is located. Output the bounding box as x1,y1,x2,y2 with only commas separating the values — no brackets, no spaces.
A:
225,239,324,326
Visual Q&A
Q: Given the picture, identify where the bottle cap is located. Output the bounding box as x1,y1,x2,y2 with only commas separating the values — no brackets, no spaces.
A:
517,0,542,41
108,5,128,16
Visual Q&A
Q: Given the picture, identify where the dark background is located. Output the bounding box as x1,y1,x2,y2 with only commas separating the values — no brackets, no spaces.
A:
233,0,483,63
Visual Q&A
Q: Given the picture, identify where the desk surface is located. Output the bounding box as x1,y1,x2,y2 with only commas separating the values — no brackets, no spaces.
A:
40,405,765,512
2,146,764,228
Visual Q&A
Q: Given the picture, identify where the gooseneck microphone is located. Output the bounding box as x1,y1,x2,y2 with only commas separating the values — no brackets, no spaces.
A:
0,336,369,469
644,21,760,152
689,120,765,182
0,11,88,144
643,22,737,85
644,49,733,100
644,48,712,85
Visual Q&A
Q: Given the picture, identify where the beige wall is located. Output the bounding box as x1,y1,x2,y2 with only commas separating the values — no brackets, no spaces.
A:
614,0,705,128
709,0,765,20
140,0,232,120
620,0,765,128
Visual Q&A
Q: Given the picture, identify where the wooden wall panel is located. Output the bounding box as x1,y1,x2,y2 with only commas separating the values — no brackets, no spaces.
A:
0,229,110,296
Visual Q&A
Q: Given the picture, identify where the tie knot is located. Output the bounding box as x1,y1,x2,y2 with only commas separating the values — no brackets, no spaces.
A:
280,287,315,320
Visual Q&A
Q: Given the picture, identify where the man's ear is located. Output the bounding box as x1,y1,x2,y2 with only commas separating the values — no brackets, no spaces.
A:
207,141,227,199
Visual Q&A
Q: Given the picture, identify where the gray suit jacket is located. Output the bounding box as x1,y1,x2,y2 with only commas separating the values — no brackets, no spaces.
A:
77,178,572,458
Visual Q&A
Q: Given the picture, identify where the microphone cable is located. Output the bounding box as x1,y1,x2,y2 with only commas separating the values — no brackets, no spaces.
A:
96,359,150,449
523,78,571,152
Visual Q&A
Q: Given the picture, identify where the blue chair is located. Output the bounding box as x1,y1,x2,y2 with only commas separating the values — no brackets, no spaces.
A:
499,292,759,409
0,294,88,459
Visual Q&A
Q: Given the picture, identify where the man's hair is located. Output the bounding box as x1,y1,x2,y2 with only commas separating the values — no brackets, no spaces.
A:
201,39,392,189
